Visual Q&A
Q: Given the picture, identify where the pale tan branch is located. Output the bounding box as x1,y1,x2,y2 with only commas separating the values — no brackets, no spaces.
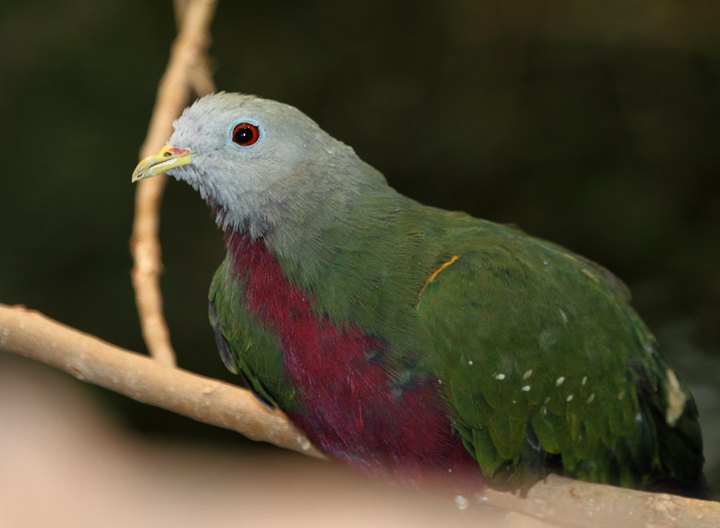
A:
138,0,217,160
173,0,216,97
0,303,322,459
1,302,718,527
483,474,719,528
172,0,191,29
130,0,218,367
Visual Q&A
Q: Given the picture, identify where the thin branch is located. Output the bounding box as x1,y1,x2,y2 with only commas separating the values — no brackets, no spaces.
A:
1,303,718,528
130,0,218,367
172,0,191,29
173,0,216,97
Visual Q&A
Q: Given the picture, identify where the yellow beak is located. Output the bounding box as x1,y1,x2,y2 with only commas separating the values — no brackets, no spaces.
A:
132,144,195,182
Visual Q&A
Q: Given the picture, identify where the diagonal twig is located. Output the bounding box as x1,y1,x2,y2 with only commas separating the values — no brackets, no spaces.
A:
173,0,216,97
130,0,218,367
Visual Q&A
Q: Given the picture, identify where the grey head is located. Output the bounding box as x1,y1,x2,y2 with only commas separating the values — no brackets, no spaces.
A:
137,92,387,237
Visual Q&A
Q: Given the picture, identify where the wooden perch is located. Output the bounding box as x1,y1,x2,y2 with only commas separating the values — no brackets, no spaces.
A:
0,303,321,459
0,302,718,528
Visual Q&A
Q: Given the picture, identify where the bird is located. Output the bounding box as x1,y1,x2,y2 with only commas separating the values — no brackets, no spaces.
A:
132,92,708,499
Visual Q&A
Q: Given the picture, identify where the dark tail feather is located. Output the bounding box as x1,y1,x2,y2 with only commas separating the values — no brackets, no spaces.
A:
645,472,716,501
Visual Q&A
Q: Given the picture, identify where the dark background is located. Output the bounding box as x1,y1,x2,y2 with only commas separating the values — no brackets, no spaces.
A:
1,0,719,494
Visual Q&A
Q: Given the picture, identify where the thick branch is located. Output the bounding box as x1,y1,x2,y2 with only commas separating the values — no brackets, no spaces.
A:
484,475,720,528
130,0,218,367
0,303,322,459
1,303,717,527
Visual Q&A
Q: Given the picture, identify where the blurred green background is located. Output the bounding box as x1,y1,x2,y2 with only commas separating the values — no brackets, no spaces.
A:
1,0,718,494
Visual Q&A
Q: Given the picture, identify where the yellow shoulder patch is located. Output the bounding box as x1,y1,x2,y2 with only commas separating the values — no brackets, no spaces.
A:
416,255,460,309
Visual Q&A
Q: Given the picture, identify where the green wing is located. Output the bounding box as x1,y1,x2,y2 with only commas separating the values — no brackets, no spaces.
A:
416,222,703,491
208,257,297,411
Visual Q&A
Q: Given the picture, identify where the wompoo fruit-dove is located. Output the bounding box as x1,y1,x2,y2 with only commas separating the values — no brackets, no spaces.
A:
132,93,709,498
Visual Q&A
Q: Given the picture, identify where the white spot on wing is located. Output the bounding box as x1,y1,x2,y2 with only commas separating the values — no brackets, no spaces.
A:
581,376,587,386
587,393,595,403
559,308,568,324
523,369,533,379
665,369,688,427
556,377,565,386
521,385,531,392
493,373,506,380
566,394,574,402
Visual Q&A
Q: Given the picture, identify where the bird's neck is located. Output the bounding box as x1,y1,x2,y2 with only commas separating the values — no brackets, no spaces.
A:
210,151,397,257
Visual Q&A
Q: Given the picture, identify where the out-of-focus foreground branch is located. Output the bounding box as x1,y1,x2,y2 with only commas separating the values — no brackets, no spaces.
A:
130,0,217,367
1,303,718,528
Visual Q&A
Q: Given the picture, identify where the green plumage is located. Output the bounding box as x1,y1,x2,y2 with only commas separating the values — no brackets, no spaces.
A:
135,93,706,496
413,215,701,490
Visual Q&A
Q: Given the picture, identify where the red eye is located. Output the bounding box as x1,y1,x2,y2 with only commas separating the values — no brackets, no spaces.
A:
232,123,260,146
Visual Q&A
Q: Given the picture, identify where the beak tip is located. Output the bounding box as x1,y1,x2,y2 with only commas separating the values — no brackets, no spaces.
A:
130,145,193,184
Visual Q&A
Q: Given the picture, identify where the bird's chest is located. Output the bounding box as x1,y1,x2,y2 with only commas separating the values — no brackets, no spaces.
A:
229,233,482,491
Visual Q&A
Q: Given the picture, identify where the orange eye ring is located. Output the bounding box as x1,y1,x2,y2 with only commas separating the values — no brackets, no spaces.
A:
232,123,261,146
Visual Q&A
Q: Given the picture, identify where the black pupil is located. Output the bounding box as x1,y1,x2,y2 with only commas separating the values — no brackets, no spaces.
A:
234,125,256,145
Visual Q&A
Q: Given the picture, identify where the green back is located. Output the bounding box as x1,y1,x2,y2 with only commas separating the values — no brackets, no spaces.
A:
415,218,702,490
